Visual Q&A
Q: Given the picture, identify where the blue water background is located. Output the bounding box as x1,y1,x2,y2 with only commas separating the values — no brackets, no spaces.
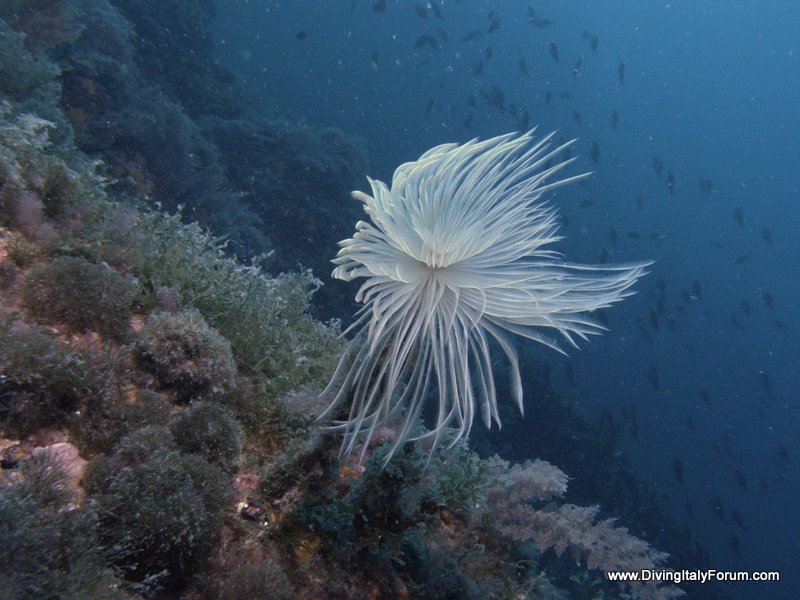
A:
211,1,799,597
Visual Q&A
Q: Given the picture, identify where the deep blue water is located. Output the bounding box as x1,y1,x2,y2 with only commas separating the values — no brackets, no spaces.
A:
212,2,799,598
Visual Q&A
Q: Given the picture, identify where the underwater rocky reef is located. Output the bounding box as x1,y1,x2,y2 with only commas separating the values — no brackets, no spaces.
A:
0,2,725,599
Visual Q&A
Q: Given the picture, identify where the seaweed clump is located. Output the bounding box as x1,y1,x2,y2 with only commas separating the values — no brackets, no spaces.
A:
131,210,343,400
97,451,230,588
169,401,242,472
134,309,236,402
21,255,138,340
0,452,124,599
0,320,99,436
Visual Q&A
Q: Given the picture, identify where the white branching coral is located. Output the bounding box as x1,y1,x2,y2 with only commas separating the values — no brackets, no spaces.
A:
481,459,683,599
321,130,650,462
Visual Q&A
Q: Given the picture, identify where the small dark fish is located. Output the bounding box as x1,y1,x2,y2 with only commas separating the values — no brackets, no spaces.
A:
528,7,555,28
372,0,387,11
731,508,745,529
485,46,493,60
598,247,609,264
698,177,714,195
618,61,625,84
437,27,449,42
691,280,702,299
424,97,434,115
558,90,573,99
710,496,726,523
595,308,609,327
415,34,438,49
672,457,684,485
650,232,667,242
760,370,773,400
761,227,773,244
541,361,551,387
621,403,638,439
295,31,308,40
711,439,724,460
680,288,691,304
549,41,560,64
646,366,659,390
590,142,600,164
730,533,741,557
733,207,744,227
734,469,748,492
732,253,750,266
774,319,787,330
777,444,789,464
666,170,675,194
564,361,575,387
518,56,528,76
761,290,774,312
700,388,711,404
627,231,641,240
487,10,500,33
461,112,473,130
636,194,644,209
470,60,484,75
572,110,582,126
602,407,615,437
590,34,598,53
608,228,618,247
652,157,663,178
461,29,485,43
636,319,653,345
652,292,665,313
370,49,379,69
610,109,619,130
648,308,660,331
481,85,505,112
730,312,743,329
572,56,583,79
544,90,552,105
716,434,742,463
578,199,595,209
516,108,529,132
656,277,667,298
740,298,751,317
686,417,696,432
415,0,442,20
